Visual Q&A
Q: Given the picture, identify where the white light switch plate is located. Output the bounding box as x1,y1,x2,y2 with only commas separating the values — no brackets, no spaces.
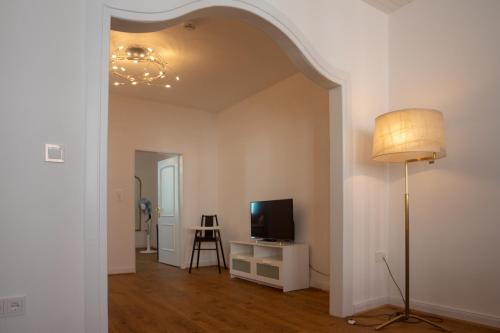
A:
45,144,64,163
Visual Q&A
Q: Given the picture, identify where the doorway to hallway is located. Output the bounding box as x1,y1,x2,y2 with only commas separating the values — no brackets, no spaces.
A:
134,150,183,268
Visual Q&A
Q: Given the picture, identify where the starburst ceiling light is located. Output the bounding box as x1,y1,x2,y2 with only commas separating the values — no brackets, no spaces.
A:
110,45,180,88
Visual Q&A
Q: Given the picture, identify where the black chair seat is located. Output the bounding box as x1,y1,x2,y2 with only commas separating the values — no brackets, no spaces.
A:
195,236,219,242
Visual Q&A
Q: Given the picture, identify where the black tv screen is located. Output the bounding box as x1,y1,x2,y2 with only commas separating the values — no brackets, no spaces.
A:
250,199,294,241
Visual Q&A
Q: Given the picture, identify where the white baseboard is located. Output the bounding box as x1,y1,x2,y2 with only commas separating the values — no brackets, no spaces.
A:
108,266,135,275
388,296,500,329
310,272,329,291
353,296,389,313
354,295,500,328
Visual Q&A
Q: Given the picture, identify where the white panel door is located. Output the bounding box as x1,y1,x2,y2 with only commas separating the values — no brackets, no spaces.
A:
157,156,180,267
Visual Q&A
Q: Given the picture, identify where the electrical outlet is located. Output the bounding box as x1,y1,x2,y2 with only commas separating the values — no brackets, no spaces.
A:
4,296,25,317
375,250,386,263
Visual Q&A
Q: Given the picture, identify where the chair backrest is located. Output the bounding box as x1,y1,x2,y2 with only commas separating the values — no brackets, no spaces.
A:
201,215,218,238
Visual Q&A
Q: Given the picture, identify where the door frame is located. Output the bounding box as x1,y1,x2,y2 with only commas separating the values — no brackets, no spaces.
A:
84,1,353,332
134,150,184,269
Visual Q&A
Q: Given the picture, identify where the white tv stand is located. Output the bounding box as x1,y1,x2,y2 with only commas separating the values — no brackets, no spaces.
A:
229,240,309,292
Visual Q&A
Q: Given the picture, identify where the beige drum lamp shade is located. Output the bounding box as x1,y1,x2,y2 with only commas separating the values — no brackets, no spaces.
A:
372,109,446,163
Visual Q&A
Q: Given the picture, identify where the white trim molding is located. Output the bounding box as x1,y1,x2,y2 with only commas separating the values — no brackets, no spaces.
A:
388,296,500,329
353,297,390,314
354,296,500,329
84,1,355,332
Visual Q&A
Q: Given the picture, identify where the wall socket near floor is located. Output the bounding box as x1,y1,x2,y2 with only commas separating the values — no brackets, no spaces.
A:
0,296,26,318
375,250,386,263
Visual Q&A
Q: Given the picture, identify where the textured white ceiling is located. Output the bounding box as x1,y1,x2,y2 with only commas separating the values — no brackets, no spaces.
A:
109,17,298,112
362,0,414,14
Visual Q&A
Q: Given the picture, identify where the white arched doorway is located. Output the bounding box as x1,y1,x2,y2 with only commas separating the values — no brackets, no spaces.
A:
84,1,354,332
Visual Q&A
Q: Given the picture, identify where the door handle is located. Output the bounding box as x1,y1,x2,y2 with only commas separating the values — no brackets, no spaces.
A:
156,207,161,217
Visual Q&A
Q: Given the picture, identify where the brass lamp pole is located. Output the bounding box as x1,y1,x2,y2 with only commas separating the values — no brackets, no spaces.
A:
372,109,449,332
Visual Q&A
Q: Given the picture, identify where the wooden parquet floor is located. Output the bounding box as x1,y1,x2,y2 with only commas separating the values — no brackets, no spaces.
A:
108,252,498,333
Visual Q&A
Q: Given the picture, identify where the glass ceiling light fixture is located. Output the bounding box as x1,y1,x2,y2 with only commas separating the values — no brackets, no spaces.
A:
110,45,180,88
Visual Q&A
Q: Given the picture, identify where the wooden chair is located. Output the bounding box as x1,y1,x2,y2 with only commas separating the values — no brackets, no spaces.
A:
189,215,227,273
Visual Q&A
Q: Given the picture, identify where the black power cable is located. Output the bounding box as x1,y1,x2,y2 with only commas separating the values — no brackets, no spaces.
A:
309,264,329,277
344,256,444,327
382,256,405,304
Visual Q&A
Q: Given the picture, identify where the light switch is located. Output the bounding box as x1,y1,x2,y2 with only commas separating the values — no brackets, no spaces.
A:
45,144,64,163
116,189,124,202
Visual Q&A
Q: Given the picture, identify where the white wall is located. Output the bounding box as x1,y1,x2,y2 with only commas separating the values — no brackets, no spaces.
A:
388,0,500,326
259,0,390,310
0,0,390,331
108,94,218,273
217,73,331,290
0,1,86,332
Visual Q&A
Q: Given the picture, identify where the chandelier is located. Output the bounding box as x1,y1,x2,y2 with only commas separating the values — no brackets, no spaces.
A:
110,45,180,88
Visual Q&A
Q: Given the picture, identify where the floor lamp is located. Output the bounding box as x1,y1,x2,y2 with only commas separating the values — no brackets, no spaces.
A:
372,109,449,331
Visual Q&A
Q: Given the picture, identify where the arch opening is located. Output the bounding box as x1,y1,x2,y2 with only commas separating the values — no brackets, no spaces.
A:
110,6,340,89
84,2,352,332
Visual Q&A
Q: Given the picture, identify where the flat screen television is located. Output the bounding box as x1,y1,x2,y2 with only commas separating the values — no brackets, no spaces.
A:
250,199,294,241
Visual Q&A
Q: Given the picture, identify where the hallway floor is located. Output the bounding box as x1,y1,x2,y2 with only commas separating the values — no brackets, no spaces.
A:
108,252,498,333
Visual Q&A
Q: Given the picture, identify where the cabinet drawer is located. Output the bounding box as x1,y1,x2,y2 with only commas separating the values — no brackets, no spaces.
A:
256,263,280,280
232,258,251,273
